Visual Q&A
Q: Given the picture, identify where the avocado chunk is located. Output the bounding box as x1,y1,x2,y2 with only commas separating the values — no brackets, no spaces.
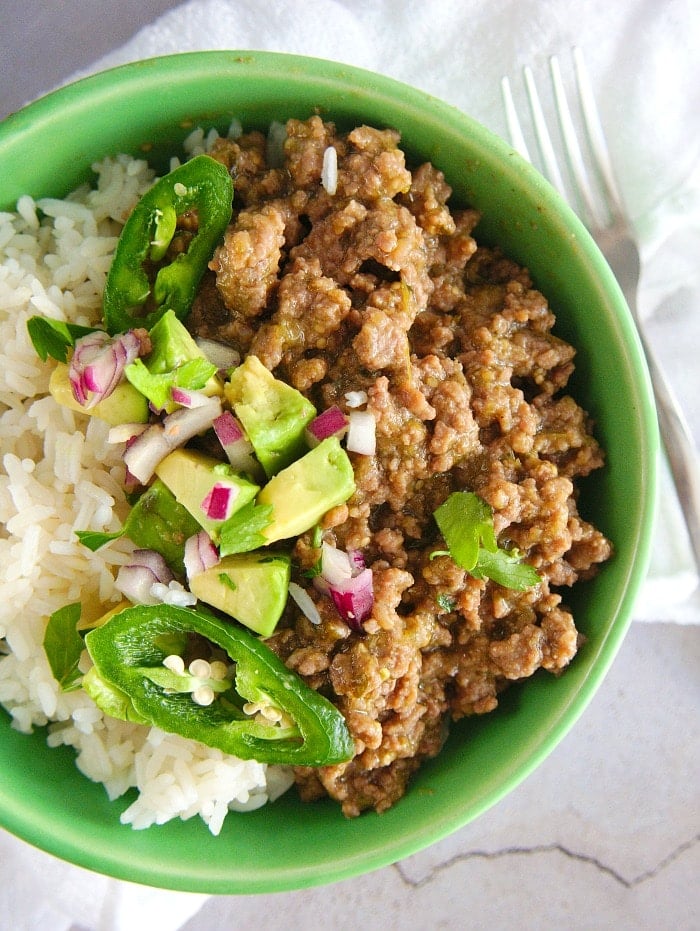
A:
154,448,259,542
224,355,316,477
147,309,204,372
189,552,291,637
124,309,221,413
257,436,355,543
49,362,149,425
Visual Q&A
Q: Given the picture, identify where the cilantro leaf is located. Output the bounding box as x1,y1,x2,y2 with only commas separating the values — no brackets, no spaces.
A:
76,480,201,573
75,528,124,551
218,572,238,591
311,525,324,548
473,546,543,591
124,356,217,414
43,602,84,691
436,593,456,612
433,491,494,571
26,316,98,362
432,491,541,591
302,559,323,579
218,500,274,556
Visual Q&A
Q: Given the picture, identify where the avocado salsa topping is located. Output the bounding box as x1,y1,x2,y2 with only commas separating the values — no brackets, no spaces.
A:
26,118,612,819
32,308,360,767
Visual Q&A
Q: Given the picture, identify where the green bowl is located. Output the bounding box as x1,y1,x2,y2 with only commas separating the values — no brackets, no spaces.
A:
0,51,658,893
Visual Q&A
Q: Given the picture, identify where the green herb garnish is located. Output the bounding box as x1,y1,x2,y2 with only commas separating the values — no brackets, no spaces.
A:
432,491,541,591
26,317,98,362
43,602,84,691
218,572,238,591
124,356,216,414
76,479,200,573
436,593,456,612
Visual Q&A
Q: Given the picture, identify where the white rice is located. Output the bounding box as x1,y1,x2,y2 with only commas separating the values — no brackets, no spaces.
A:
321,146,338,195
0,153,294,835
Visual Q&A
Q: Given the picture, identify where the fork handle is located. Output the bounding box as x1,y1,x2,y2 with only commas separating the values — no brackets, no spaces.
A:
641,333,700,576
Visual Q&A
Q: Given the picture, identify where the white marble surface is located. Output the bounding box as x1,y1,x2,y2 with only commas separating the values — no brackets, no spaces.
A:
1,2,698,929
178,623,700,931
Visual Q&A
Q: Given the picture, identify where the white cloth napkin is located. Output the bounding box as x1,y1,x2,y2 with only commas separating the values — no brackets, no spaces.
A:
1,4,698,931
0,831,207,931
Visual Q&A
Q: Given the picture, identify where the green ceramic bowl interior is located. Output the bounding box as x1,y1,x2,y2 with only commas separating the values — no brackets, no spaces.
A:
0,51,658,894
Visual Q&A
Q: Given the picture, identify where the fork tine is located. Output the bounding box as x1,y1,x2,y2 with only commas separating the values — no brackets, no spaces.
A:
522,65,568,199
503,51,623,230
571,46,625,219
549,54,604,227
500,76,532,162
501,50,700,575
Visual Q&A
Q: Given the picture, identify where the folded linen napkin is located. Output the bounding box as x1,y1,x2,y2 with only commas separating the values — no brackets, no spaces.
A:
1,3,698,931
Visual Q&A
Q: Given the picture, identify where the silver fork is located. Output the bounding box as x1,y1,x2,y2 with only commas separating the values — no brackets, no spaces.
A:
501,47,700,576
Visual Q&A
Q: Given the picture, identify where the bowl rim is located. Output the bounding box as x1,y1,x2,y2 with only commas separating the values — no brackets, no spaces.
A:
0,50,659,893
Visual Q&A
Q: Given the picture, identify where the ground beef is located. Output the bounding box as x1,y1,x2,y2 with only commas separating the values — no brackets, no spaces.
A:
209,204,286,319
190,116,613,817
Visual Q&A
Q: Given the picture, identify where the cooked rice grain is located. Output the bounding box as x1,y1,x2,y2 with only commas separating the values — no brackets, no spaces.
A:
0,155,290,833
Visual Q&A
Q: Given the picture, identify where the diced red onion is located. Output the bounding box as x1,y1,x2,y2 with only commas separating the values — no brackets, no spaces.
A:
162,396,222,444
347,549,365,571
170,387,213,409
123,433,144,491
124,396,222,484
320,541,354,586
305,406,348,448
213,411,259,474
115,565,161,605
201,482,239,521
313,542,374,628
327,568,374,630
107,422,149,444
131,548,173,581
288,582,322,626
346,410,376,456
68,331,109,406
194,337,240,374
123,469,139,492
344,390,368,409
122,425,172,485
151,581,196,608
115,549,173,605
213,410,244,445
321,146,338,195
69,329,145,408
184,531,220,580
